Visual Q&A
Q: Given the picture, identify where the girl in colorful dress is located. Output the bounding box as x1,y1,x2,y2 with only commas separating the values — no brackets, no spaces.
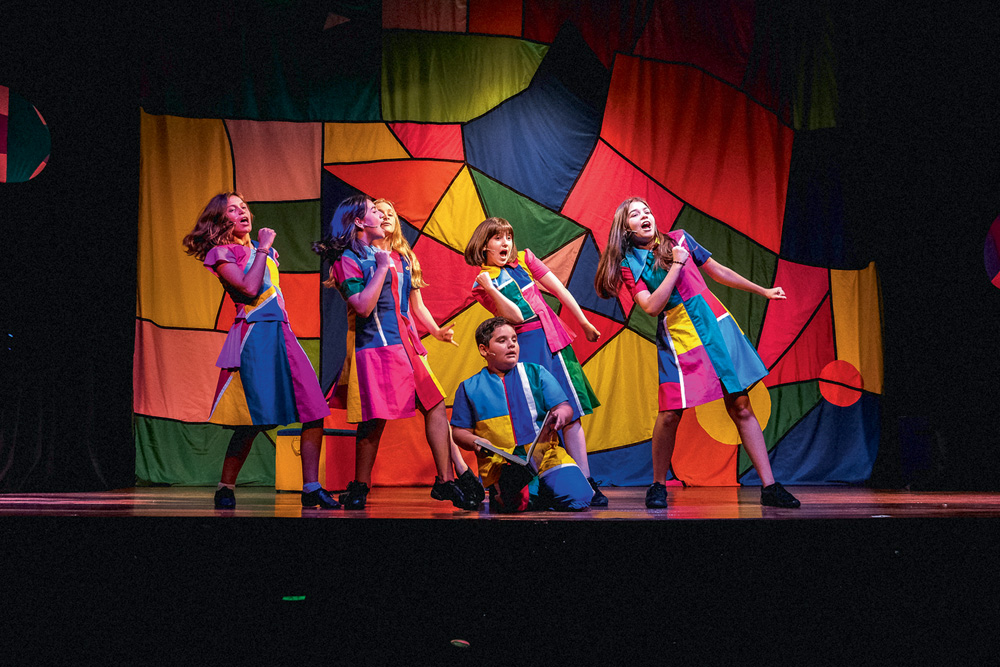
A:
372,198,485,507
594,196,800,509
313,195,478,511
464,217,608,506
183,192,338,511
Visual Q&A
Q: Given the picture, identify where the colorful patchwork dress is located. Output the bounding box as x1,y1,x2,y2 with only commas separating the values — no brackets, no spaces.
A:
328,245,446,423
620,230,768,411
472,249,599,422
451,363,593,511
204,242,330,427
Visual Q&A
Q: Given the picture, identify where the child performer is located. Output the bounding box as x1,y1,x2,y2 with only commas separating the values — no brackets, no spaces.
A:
463,217,608,506
372,198,485,507
313,195,477,511
594,197,801,509
183,193,339,510
451,317,594,512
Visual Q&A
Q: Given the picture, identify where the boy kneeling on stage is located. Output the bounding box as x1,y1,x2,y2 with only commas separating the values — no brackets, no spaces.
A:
451,317,594,513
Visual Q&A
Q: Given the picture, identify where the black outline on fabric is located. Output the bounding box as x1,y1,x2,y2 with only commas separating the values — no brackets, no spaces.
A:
222,119,238,191
135,315,320,340
133,413,279,449
764,290,832,372
246,197,320,206
828,268,839,361
322,156,465,169
383,121,416,160
382,27,548,48
555,132,603,213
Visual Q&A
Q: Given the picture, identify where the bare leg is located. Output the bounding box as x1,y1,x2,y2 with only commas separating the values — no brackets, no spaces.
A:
220,426,261,485
450,437,470,477
298,418,324,485
724,392,775,487
562,419,590,477
651,409,684,483
419,400,452,480
354,418,386,485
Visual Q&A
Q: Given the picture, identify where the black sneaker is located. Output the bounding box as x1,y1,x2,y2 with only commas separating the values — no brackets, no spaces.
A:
456,469,486,505
645,482,668,509
760,482,801,508
587,477,609,507
301,488,341,509
431,477,479,511
339,480,370,510
214,487,236,510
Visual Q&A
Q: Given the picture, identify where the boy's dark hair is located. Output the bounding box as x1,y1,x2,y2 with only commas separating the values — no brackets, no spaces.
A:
475,316,511,348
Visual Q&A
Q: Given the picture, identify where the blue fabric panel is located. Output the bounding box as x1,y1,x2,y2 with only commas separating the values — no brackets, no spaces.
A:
240,322,298,425
740,392,881,485
565,234,627,323
463,25,607,210
538,464,593,510
588,440,678,487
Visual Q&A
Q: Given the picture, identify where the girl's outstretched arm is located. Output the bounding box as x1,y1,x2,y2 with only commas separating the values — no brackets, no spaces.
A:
410,288,458,346
701,259,786,300
536,271,601,342
475,271,525,322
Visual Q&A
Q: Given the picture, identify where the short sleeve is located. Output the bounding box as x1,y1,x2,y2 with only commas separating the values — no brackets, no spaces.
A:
203,245,243,276
449,383,476,430
471,283,500,315
620,260,644,297
331,254,366,300
521,248,549,280
677,230,712,266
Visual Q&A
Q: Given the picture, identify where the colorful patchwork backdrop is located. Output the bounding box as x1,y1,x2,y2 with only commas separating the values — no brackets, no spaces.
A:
135,1,882,488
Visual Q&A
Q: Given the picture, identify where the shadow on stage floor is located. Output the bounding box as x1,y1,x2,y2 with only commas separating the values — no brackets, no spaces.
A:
2,486,998,664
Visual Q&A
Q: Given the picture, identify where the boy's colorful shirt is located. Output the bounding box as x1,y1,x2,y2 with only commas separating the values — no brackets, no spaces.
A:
451,362,576,488
204,242,286,322
620,229,767,408
471,248,574,354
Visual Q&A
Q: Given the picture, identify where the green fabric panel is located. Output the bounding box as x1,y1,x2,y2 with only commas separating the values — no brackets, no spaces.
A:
135,415,275,486
738,381,822,475
248,200,321,272
6,92,50,182
471,169,586,258
299,338,320,370
671,206,778,346
626,304,658,344
541,292,561,314
792,18,838,130
382,32,547,122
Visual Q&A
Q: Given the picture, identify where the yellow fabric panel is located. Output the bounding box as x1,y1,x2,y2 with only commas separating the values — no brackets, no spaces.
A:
138,111,234,328
209,372,253,426
664,302,705,355
421,166,488,252
831,262,884,394
323,123,409,163
421,301,494,399
475,414,518,488
579,328,659,453
417,353,447,398
692,381,772,445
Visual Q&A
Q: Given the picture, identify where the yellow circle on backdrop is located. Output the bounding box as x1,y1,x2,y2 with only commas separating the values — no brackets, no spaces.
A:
692,381,772,445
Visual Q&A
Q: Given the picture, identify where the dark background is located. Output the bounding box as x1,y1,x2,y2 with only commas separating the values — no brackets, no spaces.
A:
1,0,998,492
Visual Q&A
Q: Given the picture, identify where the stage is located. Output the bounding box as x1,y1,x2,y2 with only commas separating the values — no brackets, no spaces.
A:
2,486,998,663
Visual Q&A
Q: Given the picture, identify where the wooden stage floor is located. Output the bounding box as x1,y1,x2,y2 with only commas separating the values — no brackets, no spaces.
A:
2,484,1000,518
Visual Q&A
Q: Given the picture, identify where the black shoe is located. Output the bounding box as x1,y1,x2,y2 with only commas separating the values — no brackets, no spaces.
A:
761,482,801,508
301,488,341,509
645,482,668,509
431,477,479,511
214,487,236,510
587,477,609,507
339,480,370,510
456,469,486,505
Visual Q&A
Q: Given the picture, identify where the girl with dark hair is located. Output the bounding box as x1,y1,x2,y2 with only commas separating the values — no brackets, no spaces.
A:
594,197,800,509
314,196,478,510
183,192,338,510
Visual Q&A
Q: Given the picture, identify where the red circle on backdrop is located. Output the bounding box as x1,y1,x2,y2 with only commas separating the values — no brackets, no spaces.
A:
819,360,864,407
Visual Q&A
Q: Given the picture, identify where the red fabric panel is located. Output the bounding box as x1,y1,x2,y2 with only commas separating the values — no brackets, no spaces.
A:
764,294,835,386
390,122,465,161
411,235,480,333
756,260,830,367
634,0,756,89
523,0,647,69
602,56,793,253
225,120,322,201
279,272,321,338
325,161,463,229
561,140,684,254
382,0,467,32
215,293,236,332
671,411,738,486
557,308,623,364
469,0,523,36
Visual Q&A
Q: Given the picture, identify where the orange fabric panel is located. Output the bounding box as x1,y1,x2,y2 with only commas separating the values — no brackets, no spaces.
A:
279,272,321,339
831,263,883,394
324,160,464,229
671,410,739,486
133,319,225,422
469,0,523,36
226,120,322,201
602,57,793,253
